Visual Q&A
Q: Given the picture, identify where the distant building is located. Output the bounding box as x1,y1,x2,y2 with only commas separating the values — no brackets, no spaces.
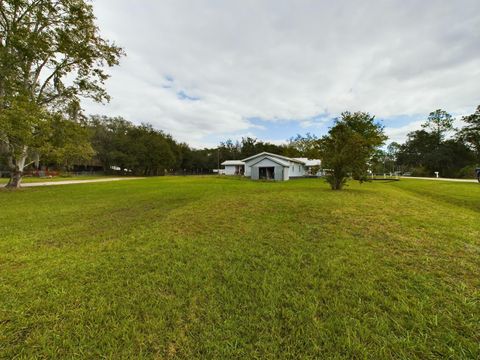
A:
221,152,322,181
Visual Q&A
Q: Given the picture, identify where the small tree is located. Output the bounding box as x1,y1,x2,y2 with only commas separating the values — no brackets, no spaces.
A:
318,111,386,190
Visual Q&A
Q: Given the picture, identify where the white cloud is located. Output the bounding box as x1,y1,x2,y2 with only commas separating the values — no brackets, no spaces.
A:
385,121,424,144
85,0,480,146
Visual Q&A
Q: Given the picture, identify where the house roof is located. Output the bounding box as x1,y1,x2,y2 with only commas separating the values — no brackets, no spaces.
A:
249,155,290,167
242,152,305,164
221,160,245,166
294,158,321,167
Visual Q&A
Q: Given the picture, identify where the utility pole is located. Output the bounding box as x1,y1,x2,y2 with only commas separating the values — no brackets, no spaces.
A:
217,147,220,174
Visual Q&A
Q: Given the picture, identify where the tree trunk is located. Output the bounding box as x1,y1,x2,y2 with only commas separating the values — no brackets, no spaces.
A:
5,147,28,189
6,169,23,188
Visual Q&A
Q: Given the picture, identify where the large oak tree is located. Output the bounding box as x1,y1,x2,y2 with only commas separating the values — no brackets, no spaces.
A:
0,0,123,187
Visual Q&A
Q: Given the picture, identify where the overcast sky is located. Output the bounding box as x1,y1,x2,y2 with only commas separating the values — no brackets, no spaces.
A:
84,0,480,148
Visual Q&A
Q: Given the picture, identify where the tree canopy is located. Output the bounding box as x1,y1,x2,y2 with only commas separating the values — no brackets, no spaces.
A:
0,0,123,187
394,108,477,178
318,112,387,190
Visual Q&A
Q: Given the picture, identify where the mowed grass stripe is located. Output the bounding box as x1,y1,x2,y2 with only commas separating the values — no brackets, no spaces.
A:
0,177,478,358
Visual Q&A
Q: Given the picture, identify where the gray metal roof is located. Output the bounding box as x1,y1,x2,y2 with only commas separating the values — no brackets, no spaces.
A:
221,160,245,166
294,158,321,166
249,155,291,167
242,152,305,164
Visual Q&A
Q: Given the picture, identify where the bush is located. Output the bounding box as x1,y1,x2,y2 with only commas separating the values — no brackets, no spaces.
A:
456,165,478,179
410,166,430,177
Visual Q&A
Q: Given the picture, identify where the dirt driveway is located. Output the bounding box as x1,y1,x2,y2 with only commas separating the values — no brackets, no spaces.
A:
20,177,145,187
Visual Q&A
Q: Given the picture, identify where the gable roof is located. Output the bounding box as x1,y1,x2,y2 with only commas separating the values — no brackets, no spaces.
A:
249,155,290,167
242,152,305,164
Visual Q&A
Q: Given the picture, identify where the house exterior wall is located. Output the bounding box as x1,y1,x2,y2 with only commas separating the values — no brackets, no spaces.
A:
224,165,237,175
251,166,259,180
288,163,307,177
274,166,284,181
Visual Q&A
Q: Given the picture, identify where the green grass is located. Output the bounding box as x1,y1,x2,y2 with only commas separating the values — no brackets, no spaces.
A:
0,177,479,359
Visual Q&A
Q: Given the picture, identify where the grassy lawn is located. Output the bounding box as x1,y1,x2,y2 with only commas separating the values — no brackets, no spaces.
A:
0,177,479,358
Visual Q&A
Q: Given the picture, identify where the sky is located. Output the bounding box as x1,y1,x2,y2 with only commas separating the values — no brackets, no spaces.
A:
84,0,480,148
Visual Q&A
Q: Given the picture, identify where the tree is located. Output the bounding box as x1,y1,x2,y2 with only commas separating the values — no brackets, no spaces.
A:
0,96,48,185
285,133,320,158
386,142,401,172
88,116,182,176
318,111,386,190
0,0,123,187
396,129,437,175
422,109,455,143
41,113,94,170
395,109,476,177
458,105,480,163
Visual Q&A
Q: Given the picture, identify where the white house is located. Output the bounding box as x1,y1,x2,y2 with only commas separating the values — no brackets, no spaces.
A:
221,152,322,181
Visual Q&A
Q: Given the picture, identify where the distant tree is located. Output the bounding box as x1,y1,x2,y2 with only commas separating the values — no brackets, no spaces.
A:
240,137,259,158
286,133,320,158
422,109,455,143
386,142,402,172
458,105,480,163
0,0,123,187
88,116,134,173
396,130,437,171
318,111,386,190
41,113,94,170
88,116,182,175
395,109,477,177
218,139,241,163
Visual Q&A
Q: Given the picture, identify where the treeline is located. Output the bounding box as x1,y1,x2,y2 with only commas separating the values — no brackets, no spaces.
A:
54,116,319,176
4,107,479,179
371,107,480,178
62,116,315,175
217,133,319,161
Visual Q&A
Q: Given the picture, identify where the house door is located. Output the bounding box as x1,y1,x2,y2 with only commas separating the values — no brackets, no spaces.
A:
259,167,275,180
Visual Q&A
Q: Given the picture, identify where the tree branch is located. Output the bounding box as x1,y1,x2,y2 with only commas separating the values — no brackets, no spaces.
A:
15,0,45,26
0,1,9,30
36,59,78,102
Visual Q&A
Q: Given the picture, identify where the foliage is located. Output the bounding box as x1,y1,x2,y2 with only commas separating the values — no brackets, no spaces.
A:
421,109,455,142
41,114,95,169
457,165,478,179
458,105,480,163
396,109,476,177
285,133,320,158
0,95,48,159
0,0,123,187
218,137,288,162
318,111,387,190
88,116,178,175
0,0,124,106
0,177,478,358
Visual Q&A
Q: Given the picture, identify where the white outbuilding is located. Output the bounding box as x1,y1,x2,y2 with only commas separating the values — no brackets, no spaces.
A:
221,152,322,181
220,160,245,175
